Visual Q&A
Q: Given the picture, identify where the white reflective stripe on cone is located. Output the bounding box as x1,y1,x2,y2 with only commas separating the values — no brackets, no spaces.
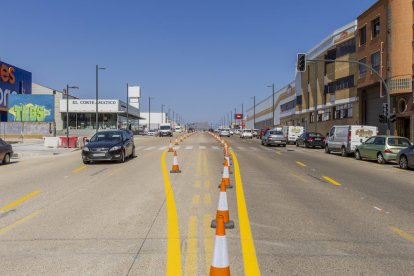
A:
211,236,229,268
217,191,228,211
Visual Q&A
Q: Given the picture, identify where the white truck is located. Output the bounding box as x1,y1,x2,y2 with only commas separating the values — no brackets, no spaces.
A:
158,123,173,137
282,126,304,144
175,125,182,133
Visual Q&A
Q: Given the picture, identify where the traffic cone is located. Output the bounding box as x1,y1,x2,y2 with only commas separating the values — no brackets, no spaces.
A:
168,140,174,152
211,182,234,229
218,159,232,189
174,139,179,146
224,156,232,174
210,215,230,276
170,151,181,173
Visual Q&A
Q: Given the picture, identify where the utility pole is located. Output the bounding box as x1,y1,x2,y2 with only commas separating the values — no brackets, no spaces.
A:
241,103,244,130
126,83,129,129
161,104,165,123
272,84,275,128
148,97,154,131
95,65,105,133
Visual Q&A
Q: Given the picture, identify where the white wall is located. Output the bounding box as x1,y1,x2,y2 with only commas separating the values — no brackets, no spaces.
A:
139,112,168,130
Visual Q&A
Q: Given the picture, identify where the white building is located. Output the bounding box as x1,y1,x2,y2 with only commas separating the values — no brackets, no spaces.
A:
139,112,169,130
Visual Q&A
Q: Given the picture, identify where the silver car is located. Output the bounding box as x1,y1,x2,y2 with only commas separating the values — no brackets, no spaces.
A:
396,145,414,169
261,130,287,147
219,129,231,137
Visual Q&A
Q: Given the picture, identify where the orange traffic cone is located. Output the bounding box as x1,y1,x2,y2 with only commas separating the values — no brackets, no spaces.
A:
168,140,174,152
210,215,230,276
170,151,181,173
174,139,179,146
211,182,234,229
218,159,232,189
224,156,232,175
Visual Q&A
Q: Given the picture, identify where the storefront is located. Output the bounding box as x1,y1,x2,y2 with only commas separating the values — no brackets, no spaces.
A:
60,99,142,131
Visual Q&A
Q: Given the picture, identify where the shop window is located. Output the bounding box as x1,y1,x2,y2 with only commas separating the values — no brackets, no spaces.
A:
371,17,380,38
318,108,331,122
359,26,367,46
334,103,353,119
359,58,367,78
371,51,380,73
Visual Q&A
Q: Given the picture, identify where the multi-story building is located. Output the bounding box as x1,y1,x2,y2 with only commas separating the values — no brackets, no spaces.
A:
357,0,413,141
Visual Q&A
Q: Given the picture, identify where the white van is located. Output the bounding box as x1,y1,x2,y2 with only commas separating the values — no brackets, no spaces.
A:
175,126,182,133
325,125,378,157
282,126,304,144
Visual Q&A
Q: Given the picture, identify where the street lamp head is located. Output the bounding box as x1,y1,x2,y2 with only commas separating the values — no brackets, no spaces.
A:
69,86,79,89
99,67,106,70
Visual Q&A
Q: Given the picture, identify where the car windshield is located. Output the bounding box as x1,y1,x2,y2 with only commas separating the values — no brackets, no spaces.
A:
90,132,122,142
244,130,252,133
308,133,323,137
270,131,283,135
160,126,170,130
387,137,411,147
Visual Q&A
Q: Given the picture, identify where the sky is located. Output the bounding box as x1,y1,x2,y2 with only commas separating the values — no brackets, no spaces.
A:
1,0,376,124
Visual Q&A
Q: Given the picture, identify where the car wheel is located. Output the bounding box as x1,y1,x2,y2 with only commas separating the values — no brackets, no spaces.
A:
296,142,299,147
282,144,286,147
83,160,89,164
377,153,385,164
341,147,348,157
399,155,408,170
304,142,309,148
325,145,330,154
355,150,361,160
131,146,136,158
119,150,126,163
2,153,10,165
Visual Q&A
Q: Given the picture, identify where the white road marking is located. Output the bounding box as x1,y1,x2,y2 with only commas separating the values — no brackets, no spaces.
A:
374,206,382,211
158,146,168,150
249,147,258,151
175,146,181,150
237,147,246,151
144,146,155,151
212,146,220,150
199,145,206,150
185,145,194,150
136,146,145,150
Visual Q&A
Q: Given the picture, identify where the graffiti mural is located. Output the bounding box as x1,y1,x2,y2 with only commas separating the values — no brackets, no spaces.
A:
7,94,54,122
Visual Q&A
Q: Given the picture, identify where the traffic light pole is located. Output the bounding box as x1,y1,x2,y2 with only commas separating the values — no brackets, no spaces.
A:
307,58,391,135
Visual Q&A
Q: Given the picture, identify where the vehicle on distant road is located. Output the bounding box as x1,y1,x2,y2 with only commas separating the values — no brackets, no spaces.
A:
234,129,241,135
219,129,231,137
325,125,378,157
146,129,158,136
252,129,260,138
396,144,414,169
82,130,135,164
159,123,173,137
296,132,325,148
240,129,253,139
355,136,411,164
229,129,234,135
282,126,304,144
175,125,182,133
0,138,13,165
261,130,286,147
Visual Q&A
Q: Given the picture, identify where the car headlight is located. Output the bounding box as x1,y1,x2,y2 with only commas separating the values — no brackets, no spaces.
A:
109,146,122,151
83,147,90,152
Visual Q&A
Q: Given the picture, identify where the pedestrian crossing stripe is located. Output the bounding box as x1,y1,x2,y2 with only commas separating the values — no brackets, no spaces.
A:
144,146,155,151
135,144,306,153
185,146,193,150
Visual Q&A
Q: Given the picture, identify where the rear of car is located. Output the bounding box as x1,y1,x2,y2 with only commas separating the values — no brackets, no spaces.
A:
219,129,231,137
263,130,287,146
384,136,411,162
397,145,414,169
0,138,13,165
298,132,324,148
241,129,253,139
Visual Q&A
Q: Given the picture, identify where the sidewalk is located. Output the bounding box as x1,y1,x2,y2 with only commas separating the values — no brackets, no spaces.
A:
10,139,79,159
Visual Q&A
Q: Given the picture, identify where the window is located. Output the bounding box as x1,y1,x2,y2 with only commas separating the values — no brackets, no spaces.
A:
324,81,336,94
329,127,335,137
359,58,367,78
318,108,331,122
280,99,296,112
336,75,354,91
371,51,380,73
296,95,302,105
372,17,380,38
310,112,315,123
365,137,375,144
374,137,386,146
359,26,367,45
334,103,353,119
336,38,356,58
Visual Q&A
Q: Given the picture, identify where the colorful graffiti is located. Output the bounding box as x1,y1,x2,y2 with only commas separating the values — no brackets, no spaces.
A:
7,94,54,122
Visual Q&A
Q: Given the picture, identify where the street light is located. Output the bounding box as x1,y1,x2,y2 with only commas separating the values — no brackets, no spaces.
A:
148,97,154,132
96,65,106,133
251,96,256,129
65,84,79,148
267,84,275,128
161,104,165,123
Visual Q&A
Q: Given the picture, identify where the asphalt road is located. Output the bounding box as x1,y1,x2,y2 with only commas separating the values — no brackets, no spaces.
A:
0,132,413,275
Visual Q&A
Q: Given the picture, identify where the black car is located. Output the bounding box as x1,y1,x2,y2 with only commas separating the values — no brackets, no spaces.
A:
296,132,325,148
0,138,13,165
82,130,135,164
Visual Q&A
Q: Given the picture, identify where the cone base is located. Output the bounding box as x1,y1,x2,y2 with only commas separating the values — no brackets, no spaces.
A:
218,184,233,189
210,266,230,276
211,219,235,229
170,170,182,173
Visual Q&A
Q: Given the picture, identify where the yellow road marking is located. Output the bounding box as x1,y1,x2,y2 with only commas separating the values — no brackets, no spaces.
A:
196,151,202,177
0,190,40,212
390,226,414,245
204,193,211,205
296,161,306,167
192,195,200,205
161,150,182,276
203,214,213,274
72,165,87,173
204,180,211,189
107,167,123,176
322,176,341,186
289,172,308,183
195,180,201,189
184,216,198,276
275,151,282,155
203,151,209,176
231,150,261,275
0,209,42,235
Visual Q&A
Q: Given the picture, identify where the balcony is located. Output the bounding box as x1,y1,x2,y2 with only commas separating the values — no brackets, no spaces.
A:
388,76,412,94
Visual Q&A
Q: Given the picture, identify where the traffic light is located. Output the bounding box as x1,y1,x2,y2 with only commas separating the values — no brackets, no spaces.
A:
389,113,396,123
379,114,386,124
382,103,389,117
297,53,306,72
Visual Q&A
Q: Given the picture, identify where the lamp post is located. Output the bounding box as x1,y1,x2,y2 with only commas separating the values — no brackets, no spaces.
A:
161,104,165,123
251,96,256,129
65,84,79,148
96,65,106,133
148,97,154,132
267,84,275,128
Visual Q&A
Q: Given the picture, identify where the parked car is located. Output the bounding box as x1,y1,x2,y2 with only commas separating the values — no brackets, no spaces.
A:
234,129,241,135
259,128,270,140
252,129,260,138
325,125,378,157
397,144,414,169
240,129,253,139
296,132,325,148
146,129,158,136
0,138,13,165
82,130,135,164
229,129,234,135
219,129,231,137
282,126,304,144
355,136,411,164
261,130,287,147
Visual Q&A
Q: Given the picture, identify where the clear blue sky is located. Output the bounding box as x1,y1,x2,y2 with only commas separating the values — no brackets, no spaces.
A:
2,0,376,124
